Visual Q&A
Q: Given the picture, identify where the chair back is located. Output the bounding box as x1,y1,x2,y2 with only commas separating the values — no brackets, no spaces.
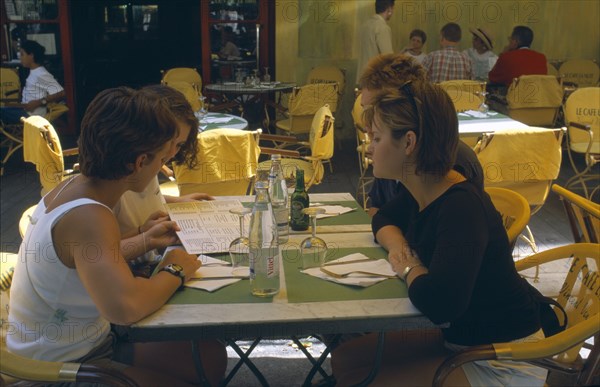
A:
475,127,564,211
280,83,338,135
439,80,486,112
352,93,373,209
564,87,600,152
484,187,531,247
552,184,600,243
521,244,600,364
21,116,65,195
439,80,486,94
559,59,600,88
166,81,202,111
506,75,563,126
306,65,346,97
173,129,261,196
161,67,202,95
0,67,20,105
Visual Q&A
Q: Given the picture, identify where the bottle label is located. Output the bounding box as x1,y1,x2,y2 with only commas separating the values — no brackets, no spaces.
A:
267,255,276,278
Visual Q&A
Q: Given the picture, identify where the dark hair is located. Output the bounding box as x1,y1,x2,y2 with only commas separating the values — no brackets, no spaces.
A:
143,84,199,169
512,26,534,48
359,53,426,90
441,22,461,43
20,40,45,64
78,87,178,179
364,81,458,177
375,0,395,14
410,29,427,44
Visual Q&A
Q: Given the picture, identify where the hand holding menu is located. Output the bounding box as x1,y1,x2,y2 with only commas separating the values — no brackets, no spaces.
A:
165,200,247,254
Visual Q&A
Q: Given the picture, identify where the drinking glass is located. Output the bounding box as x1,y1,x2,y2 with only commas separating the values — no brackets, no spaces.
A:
300,207,328,269
228,207,252,276
197,95,208,123
263,67,271,83
478,90,489,114
253,69,260,86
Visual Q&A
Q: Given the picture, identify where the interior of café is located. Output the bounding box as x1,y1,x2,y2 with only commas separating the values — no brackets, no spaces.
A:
1,0,599,386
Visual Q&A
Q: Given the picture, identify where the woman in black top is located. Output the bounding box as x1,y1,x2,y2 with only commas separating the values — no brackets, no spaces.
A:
331,76,546,385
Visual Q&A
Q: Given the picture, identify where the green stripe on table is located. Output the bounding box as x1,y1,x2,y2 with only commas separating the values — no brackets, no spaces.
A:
283,247,408,303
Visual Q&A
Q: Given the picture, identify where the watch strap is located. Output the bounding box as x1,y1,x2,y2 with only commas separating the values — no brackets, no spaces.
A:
160,264,185,290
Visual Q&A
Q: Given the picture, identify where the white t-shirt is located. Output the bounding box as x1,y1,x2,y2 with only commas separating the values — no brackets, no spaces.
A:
8,198,111,362
403,50,427,64
464,48,498,81
21,66,64,116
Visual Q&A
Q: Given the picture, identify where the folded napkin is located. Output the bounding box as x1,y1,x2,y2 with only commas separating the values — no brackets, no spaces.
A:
185,260,248,292
185,278,241,292
302,253,397,288
315,205,355,219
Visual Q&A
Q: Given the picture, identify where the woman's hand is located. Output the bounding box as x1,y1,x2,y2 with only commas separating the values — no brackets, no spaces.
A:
169,193,214,203
388,245,423,277
140,210,170,233
145,219,180,250
161,248,201,282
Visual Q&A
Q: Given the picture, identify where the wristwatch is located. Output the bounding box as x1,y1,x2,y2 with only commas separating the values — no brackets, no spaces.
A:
401,263,423,282
159,263,185,289
41,98,47,106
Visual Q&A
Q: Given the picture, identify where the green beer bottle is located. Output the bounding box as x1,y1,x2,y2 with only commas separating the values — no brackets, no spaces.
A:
290,169,309,231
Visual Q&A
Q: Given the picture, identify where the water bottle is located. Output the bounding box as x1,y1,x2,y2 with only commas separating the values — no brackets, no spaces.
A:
268,154,289,243
248,181,280,297
290,169,309,231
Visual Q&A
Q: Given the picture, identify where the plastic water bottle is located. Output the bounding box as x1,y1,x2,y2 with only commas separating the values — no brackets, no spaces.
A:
268,154,289,244
248,181,280,297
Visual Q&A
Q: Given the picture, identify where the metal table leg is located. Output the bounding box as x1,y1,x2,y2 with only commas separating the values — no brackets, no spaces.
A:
222,338,269,387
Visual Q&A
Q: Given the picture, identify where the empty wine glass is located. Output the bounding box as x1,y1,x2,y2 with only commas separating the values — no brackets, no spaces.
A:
263,67,271,83
229,207,252,276
197,95,208,123
300,207,327,269
253,69,260,86
478,90,489,114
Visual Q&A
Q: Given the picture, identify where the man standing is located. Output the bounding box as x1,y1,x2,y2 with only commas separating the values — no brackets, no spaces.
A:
488,26,547,86
356,0,395,84
422,22,472,83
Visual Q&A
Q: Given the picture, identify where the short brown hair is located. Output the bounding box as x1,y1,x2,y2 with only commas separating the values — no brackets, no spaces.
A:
144,84,199,169
375,0,395,14
409,29,427,44
359,53,426,91
364,81,458,177
78,87,177,179
441,22,461,43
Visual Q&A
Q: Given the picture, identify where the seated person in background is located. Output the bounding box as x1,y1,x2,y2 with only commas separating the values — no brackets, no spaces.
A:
8,86,226,386
400,29,427,64
422,22,472,83
464,27,498,81
331,73,546,386
114,85,213,263
488,25,547,86
358,53,483,216
0,40,65,124
218,26,241,60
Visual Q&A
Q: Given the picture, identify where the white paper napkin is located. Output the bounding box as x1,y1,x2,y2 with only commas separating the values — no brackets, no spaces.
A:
185,278,241,292
301,253,397,287
315,205,355,219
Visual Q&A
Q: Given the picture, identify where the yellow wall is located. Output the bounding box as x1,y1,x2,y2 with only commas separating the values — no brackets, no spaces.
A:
275,0,600,137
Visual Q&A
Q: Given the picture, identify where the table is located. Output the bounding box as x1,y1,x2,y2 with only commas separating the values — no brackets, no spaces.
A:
205,82,296,127
199,112,248,132
119,193,433,386
458,110,530,146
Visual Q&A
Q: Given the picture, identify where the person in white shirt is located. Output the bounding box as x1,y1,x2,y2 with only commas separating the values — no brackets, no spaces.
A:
400,29,427,64
0,40,65,124
464,27,498,81
356,0,395,84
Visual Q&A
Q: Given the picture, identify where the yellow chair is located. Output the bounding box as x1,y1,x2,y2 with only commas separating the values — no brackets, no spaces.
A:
485,187,531,249
352,92,373,209
439,80,486,112
260,104,335,191
161,67,203,94
0,252,137,386
165,81,202,112
1,67,23,176
433,243,600,387
506,75,564,127
173,128,262,196
559,59,600,88
475,127,564,266
547,62,559,77
274,83,338,136
552,184,600,244
306,65,346,121
563,87,600,199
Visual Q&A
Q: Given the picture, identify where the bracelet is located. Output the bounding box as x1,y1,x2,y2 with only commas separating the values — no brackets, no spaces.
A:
401,263,423,282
